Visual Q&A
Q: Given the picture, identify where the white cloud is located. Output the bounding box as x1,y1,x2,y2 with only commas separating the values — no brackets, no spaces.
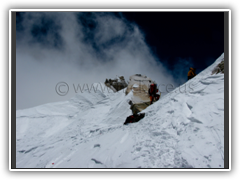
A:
95,14,127,45
16,12,177,110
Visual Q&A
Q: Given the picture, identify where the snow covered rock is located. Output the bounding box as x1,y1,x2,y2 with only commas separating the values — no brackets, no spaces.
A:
125,74,153,104
125,74,160,114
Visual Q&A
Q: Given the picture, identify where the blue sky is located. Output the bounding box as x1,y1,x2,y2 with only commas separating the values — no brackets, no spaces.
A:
16,12,224,109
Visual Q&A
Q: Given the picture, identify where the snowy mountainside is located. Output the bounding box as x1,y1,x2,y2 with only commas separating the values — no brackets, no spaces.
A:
138,53,224,168
16,54,224,168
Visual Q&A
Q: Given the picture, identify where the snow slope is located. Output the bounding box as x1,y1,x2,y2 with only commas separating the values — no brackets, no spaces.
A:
16,53,224,168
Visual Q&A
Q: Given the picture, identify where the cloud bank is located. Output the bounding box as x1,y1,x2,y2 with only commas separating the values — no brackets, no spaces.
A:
16,12,179,110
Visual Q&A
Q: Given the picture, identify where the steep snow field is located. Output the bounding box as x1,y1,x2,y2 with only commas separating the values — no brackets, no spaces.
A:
16,53,224,168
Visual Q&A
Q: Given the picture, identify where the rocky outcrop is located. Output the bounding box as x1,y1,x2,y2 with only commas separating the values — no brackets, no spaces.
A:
126,74,160,114
125,74,153,102
105,76,128,92
129,101,151,115
212,59,224,74
104,74,160,114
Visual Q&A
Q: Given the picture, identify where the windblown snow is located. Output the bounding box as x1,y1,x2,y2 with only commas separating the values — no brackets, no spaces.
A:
16,54,224,168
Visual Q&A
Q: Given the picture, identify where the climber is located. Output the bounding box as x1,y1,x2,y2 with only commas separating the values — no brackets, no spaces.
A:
148,83,159,104
188,67,196,80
